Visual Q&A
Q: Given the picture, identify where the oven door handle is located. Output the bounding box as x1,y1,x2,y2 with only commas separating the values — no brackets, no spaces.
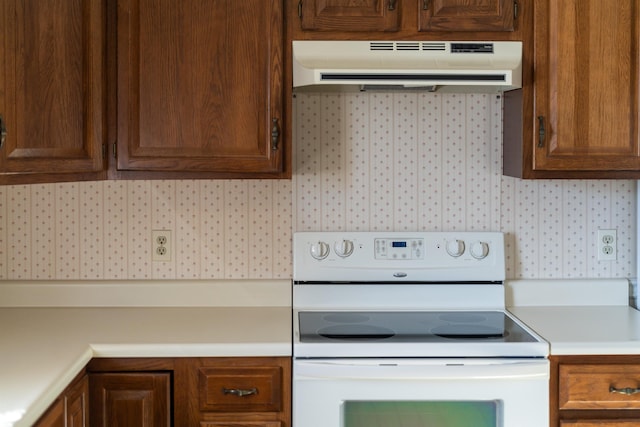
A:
294,359,549,380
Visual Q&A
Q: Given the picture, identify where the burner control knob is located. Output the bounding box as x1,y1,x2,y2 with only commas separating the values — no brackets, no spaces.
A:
334,240,355,258
310,241,330,260
446,239,465,257
470,241,490,259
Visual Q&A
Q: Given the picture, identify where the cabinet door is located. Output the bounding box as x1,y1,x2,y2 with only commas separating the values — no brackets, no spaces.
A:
34,374,88,427
34,399,64,427
89,373,171,427
299,0,400,31
116,0,284,176
65,374,89,427
419,0,515,31
533,0,640,173
0,0,105,185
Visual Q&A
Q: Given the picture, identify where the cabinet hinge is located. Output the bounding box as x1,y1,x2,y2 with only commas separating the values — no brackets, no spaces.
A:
112,142,117,158
514,0,518,20
298,0,302,18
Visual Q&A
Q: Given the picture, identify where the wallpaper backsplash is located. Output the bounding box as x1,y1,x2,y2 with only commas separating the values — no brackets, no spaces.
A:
0,93,635,280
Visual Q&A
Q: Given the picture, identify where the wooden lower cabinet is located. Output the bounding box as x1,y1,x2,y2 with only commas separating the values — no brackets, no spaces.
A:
561,423,640,427
86,356,291,427
552,355,640,427
88,372,171,427
34,373,89,427
175,357,291,426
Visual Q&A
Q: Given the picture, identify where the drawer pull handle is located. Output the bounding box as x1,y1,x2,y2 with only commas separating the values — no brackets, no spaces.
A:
609,386,640,395
222,387,258,397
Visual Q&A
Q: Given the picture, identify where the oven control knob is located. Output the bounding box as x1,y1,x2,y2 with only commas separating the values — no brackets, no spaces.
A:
470,241,490,259
334,240,354,258
310,241,330,260
446,239,465,257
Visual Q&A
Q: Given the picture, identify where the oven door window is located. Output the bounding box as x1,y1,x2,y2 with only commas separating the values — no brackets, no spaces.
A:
343,401,499,426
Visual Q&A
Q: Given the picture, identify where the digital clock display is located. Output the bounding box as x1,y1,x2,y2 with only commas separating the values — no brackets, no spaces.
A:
392,241,407,248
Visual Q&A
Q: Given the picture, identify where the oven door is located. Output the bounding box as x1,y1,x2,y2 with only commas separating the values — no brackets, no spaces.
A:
293,358,549,427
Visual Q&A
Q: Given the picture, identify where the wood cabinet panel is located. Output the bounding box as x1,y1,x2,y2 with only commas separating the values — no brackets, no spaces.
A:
552,356,640,427
533,0,640,173
418,0,515,31
299,0,400,31
561,422,640,427
114,0,284,177
200,423,281,427
199,366,282,413
559,364,640,410
34,399,65,427
34,373,88,427
505,0,640,178
89,372,171,427
0,0,106,184
175,357,291,427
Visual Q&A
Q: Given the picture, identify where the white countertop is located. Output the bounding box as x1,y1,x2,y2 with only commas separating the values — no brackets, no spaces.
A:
0,280,292,427
4,278,640,426
509,305,640,355
506,279,640,355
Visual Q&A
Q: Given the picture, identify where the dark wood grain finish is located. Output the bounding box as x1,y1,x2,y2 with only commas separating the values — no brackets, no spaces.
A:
199,366,282,412
299,0,401,31
114,0,285,177
89,372,171,427
0,0,106,184
34,371,89,427
504,0,640,178
418,0,515,32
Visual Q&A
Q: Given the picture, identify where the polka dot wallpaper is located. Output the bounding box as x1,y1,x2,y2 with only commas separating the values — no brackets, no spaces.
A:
0,92,635,280
293,92,636,279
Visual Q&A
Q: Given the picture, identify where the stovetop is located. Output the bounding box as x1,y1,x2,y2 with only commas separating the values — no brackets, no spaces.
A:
292,231,548,359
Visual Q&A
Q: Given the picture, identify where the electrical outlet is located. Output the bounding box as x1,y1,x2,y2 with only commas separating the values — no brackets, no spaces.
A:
152,230,171,262
597,229,617,261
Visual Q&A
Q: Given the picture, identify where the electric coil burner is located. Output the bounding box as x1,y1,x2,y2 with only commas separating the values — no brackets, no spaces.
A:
292,231,549,427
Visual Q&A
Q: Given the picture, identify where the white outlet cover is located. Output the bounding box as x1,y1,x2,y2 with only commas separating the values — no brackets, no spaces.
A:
597,229,617,261
152,230,172,262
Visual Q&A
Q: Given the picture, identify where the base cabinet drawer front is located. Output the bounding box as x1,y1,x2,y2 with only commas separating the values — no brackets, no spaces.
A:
199,366,282,412
561,422,640,427
200,422,281,427
559,365,640,410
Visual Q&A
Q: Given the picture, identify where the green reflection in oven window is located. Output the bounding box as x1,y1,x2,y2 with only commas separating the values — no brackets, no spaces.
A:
343,401,498,426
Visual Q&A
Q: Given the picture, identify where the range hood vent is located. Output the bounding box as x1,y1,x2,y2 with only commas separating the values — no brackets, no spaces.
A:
293,40,522,93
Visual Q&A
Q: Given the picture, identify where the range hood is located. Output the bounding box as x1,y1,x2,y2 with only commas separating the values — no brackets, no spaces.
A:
293,40,522,93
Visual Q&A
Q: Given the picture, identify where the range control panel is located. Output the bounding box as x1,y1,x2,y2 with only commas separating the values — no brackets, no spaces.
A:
293,231,505,283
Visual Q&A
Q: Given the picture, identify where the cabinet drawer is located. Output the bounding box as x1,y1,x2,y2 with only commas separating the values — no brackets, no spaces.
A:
561,422,640,427
559,364,640,410
199,366,282,412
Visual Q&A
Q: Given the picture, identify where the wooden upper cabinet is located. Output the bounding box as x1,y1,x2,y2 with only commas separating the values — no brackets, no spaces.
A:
418,0,515,32
296,0,515,33
532,0,640,174
115,0,285,177
299,0,401,31
0,0,106,185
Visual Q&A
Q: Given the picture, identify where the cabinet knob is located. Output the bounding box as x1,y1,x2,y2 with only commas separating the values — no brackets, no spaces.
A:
389,0,397,10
